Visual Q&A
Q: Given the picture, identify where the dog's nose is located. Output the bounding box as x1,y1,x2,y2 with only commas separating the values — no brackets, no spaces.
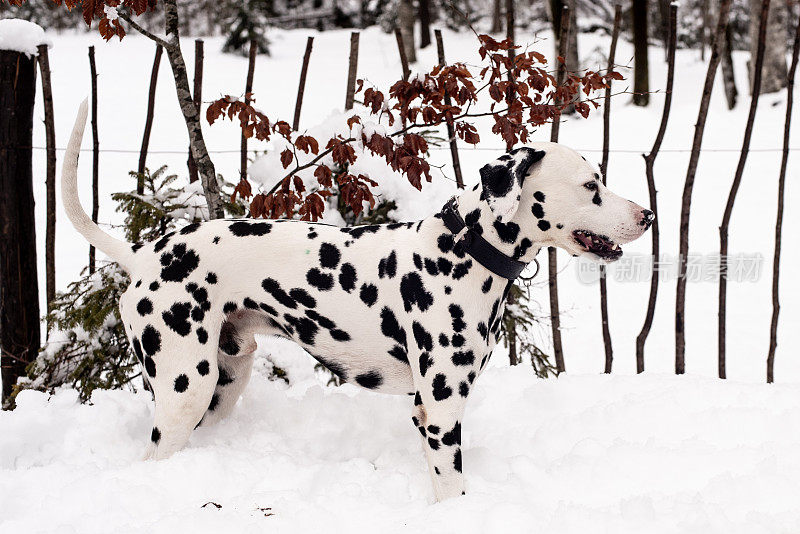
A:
640,209,655,227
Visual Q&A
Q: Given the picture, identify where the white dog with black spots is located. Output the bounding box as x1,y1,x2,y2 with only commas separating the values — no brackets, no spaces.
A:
62,100,653,502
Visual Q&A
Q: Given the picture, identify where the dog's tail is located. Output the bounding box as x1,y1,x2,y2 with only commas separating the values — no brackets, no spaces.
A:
62,99,133,271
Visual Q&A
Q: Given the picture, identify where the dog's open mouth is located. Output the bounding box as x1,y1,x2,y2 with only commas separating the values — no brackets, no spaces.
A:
573,230,623,261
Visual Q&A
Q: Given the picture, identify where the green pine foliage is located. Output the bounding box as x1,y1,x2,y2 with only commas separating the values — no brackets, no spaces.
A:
502,282,556,378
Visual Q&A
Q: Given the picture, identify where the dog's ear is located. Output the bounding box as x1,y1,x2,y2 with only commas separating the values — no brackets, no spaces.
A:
480,147,545,221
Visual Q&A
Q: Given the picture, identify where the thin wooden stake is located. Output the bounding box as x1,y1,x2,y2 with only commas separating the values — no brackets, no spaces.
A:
675,0,731,374
344,32,360,111
599,4,621,374
37,44,56,317
88,46,99,274
188,39,203,183
637,3,677,374
767,12,800,384
434,29,464,189
548,5,570,375
138,44,163,194
395,28,411,81
505,0,515,104
718,0,770,380
293,36,314,131
241,39,257,180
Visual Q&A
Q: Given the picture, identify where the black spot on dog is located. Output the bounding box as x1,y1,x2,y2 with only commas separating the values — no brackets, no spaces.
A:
142,325,161,355
135,280,142,288
212,236,220,244
452,260,473,280
260,302,278,316
513,238,533,259
149,281,160,291
290,288,316,308
160,243,200,283
306,268,334,291
137,298,153,316
538,220,551,231
219,323,240,356
174,374,189,393
243,297,259,310
345,224,380,239
339,263,357,292
330,329,351,341
428,425,440,434
453,449,462,472
205,272,217,284
217,367,234,386
132,243,144,253
477,322,488,339
452,350,475,366
437,258,453,276
229,221,272,237
413,253,423,270
388,345,408,363
262,278,299,308
355,370,383,389
432,374,452,401
284,314,319,345
451,334,465,348
208,394,220,411
359,283,378,306
400,272,434,312
306,309,336,329
424,258,439,276
556,223,564,229
482,277,493,293
223,302,238,314
531,203,544,218
439,333,450,347
151,427,161,444
464,209,481,228
319,243,341,269
162,302,192,336
444,286,452,295
492,220,520,243
378,251,398,279
145,356,156,377
412,321,433,351
449,304,466,332
534,191,545,202
132,337,144,362
437,234,454,253
197,360,210,376
180,222,200,235
428,438,440,450
419,352,434,377
380,307,407,348
153,232,174,253
442,421,461,446
459,382,470,397
196,327,208,344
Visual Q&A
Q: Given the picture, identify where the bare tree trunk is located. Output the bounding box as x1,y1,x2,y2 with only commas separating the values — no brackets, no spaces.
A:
599,4,621,374
187,39,203,184
0,49,40,406
637,3,677,374
418,0,432,49
549,0,578,114
293,36,314,131
241,40,257,180
718,0,770,380
434,29,464,189
89,46,99,274
398,0,416,63
38,44,56,317
720,23,738,109
491,0,503,34
750,0,787,94
344,32,359,111
767,12,800,384
633,0,650,106
395,28,411,81
139,44,163,194
657,0,670,58
506,0,515,103
675,0,731,375
507,290,518,365
548,6,571,375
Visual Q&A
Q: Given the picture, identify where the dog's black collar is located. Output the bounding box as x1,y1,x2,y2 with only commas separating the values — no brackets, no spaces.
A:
439,197,528,280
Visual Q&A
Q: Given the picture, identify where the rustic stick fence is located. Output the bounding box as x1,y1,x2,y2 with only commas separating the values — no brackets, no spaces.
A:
293,36,314,131
138,44,162,193
37,44,56,316
88,45,99,274
241,39,257,180
188,39,203,183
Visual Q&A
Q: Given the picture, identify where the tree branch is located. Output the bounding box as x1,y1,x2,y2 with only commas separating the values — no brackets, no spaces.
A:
118,13,170,48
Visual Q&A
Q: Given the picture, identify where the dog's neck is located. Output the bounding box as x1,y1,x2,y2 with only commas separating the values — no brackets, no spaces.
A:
446,187,543,266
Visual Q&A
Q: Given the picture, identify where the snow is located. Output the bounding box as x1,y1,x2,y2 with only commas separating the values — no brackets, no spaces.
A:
3,351,800,533
0,18,50,56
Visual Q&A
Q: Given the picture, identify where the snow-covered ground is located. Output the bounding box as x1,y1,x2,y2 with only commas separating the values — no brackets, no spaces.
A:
1,20,799,532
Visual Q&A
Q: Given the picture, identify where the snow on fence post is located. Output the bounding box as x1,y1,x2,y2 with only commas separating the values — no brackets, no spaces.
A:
37,43,56,318
138,44,163,194
636,2,677,374
188,39,203,184
292,36,314,131
344,32,359,111
767,13,800,384
434,29,464,189
0,38,41,406
675,0,731,375
88,46,99,274
241,39,257,180
548,4,571,375
394,28,411,81
718,0,770,380
599,3,621,374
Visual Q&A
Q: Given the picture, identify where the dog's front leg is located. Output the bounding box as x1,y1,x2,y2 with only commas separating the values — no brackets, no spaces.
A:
411,384,467,502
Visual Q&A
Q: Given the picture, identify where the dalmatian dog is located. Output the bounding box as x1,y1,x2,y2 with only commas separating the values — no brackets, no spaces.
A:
62,101,653,502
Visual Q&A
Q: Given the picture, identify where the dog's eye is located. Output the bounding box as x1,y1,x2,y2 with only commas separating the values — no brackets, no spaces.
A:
584,181,598,191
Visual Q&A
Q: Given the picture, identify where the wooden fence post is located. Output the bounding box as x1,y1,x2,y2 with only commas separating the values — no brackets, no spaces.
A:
599,4,621,374
293,36,314,131
548,5,570,374
434,29,464,189
344,32,359,111
636,3,677,374
241,39,257,180
717,0,770,380
675,0,731,374
394,28,411,81
38,44,56,317
138,44,163,194
188,39,203,183
0,48,40,406
88,46,99,273
767,12,800,384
